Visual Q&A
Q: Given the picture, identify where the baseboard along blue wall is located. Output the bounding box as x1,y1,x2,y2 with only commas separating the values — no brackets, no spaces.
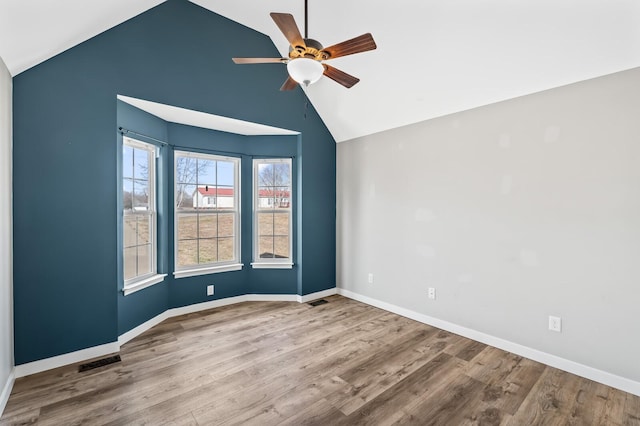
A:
12,0,336,365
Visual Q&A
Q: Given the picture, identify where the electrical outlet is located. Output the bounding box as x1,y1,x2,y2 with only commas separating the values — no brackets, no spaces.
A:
548,315,561,332
368,273,374,284
428,287,436,300
207,285,214,296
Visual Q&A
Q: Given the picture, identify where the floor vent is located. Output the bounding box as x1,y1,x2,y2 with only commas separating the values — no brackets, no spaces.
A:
308,299,329,307
79,355,121,372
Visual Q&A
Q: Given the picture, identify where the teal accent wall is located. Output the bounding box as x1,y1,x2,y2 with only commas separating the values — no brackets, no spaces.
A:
13,0,336,365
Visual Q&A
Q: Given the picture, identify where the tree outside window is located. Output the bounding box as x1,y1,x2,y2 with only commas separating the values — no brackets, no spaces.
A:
254,159,292,264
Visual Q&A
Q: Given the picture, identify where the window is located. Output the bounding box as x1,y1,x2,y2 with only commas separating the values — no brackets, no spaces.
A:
252,158,293,268
122,138,165,294
175,151,241,277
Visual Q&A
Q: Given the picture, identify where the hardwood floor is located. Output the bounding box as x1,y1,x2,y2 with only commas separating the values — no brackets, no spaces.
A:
2,295,639,425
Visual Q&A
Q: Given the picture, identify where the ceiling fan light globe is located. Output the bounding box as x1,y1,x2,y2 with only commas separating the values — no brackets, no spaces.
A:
287,58,324,87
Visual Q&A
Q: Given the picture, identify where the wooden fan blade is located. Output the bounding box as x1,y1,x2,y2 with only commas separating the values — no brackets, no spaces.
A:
321,33,377,60
280,76,298,91
323,64,360,88
232,57,287,64
270,13,306,49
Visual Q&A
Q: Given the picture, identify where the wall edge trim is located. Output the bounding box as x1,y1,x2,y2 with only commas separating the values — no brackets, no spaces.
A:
0,368,15,418
297,288,338,303
337,288,640,397
168,295,252,318
14,342,120,379
14,289,337,379
118,311,172,346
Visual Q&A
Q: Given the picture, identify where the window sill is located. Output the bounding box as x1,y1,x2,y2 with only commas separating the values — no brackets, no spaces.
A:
251,262,294,270
123,274,167,296
174,263,244,279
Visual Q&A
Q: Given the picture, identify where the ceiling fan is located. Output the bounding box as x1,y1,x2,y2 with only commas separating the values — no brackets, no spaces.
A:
232,0,377,91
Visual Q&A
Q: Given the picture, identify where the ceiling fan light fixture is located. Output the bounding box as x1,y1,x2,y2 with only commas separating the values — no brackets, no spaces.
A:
232,10,376,90
287,58,324,87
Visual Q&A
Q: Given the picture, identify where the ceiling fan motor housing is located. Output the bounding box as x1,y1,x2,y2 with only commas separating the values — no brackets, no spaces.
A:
289,38,329,61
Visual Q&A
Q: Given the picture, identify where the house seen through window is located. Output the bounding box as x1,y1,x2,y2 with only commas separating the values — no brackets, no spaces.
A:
253,158,292,267
175,151,241,275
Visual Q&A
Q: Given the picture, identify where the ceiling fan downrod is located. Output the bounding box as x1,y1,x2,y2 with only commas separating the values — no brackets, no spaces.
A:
304,0,308,39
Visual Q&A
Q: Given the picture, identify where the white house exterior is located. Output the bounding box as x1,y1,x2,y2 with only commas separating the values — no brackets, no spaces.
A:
192,186,234,208
257,189,290,208
192,186,290,209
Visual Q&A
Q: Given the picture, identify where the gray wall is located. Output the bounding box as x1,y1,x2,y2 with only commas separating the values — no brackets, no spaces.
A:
0,55,13,407
337,67,640,383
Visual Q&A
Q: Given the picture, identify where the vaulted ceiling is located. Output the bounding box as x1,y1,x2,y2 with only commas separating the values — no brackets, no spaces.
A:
1,0,639,142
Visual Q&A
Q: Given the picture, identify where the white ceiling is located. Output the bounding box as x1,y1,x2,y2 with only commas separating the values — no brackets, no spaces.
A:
2,1,639,142
118,95,299,136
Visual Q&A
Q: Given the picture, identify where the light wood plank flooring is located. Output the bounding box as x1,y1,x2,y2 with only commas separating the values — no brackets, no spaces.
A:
2,295,639,425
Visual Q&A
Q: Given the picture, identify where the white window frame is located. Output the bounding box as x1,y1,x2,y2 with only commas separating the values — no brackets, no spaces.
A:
173,151,242,278
122,137,166,295
251,158,293,269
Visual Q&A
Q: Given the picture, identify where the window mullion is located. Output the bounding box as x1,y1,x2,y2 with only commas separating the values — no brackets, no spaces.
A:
196,157,200,265
271,196,275,258
214,160,218,263
135,215,139,276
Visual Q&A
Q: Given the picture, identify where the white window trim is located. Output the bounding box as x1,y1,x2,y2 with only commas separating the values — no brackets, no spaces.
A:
123,273,167,296
252,158,293,266
174,151,241,273
174,263,244,279
123,137,161,293
250,262,293,269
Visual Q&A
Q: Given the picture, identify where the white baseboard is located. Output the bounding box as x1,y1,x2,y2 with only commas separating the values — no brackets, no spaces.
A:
118,311,172,346
298,288,337,303
124,290,335,344
1,369,15,418
12,287,638,398
168,295,250,319
337,288,640,397
246,294,298,303
15,289,337,379
14,342,120,379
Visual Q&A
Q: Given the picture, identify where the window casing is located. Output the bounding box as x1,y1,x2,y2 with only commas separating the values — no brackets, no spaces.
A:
123,138,164,293
252,158,293,268
174,151,241,277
